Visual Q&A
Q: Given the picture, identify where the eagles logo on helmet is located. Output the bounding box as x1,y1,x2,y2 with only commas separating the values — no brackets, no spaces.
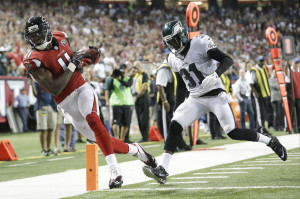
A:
162,20,189,56
24,15,52,50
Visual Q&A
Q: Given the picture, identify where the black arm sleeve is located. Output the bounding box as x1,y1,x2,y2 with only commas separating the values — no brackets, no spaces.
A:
119,77,133,87
207,48,233,76
174,72,188,111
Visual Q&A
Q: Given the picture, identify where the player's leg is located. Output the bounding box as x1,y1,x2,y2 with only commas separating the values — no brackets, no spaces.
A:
210,95,287,161
74,84,157,187
143,96,206,184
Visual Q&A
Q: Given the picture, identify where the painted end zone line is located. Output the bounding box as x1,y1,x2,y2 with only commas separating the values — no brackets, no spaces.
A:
105,186,300,191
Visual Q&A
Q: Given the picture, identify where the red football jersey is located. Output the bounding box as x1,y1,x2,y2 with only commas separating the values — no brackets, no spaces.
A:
23,31,85,104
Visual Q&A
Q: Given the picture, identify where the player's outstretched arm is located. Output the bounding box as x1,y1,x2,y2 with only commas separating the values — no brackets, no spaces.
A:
30,67,73,96
207,48,233,76
201,48,233,89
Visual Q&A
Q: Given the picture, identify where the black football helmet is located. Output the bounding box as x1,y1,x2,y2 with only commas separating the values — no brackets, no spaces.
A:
162,20,189,55
24,15,52,50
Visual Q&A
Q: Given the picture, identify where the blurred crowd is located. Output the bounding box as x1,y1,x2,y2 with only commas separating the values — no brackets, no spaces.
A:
0,0,299,154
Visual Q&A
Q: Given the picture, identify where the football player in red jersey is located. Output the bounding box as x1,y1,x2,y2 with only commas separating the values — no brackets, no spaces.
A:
22,15,157,189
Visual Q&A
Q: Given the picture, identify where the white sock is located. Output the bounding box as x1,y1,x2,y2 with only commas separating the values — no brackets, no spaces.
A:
161,153,173,172
258,133,271,144
127,144,138,155
105,154,121,175
105,154,118,166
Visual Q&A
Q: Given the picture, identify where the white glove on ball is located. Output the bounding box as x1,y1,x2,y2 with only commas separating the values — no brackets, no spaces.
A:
218,92,232,104
201,72,219,89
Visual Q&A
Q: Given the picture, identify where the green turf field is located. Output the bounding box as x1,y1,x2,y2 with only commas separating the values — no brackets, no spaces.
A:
65,148,300,199
1,130,299,199
0,129,291,182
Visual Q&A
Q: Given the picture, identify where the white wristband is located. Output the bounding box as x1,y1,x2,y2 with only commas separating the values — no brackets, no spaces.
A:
67,62,76,72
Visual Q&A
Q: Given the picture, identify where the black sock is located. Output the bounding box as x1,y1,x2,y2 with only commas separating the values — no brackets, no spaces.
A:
164,120,183,152
227,128,258,141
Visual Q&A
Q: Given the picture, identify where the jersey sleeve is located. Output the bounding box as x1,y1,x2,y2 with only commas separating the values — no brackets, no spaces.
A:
23,58,43,71
197,35,217,54
156,68,169,87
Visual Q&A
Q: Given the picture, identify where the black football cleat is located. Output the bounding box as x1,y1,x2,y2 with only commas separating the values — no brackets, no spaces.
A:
109,175,123,189
142,165,169,184
133,143,158,168
267,136,287,161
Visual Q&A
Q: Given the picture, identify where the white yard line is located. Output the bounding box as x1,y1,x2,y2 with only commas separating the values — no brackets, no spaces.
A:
193,172,248,175
171,176,229,179
243,160,291,163
0,134,299,199
256,157,300,160
7,162,37,167
233,163,300,166
143,144,161,148
148,181,208,185
47,156,74,161
103,186,300,191
212,167,265,170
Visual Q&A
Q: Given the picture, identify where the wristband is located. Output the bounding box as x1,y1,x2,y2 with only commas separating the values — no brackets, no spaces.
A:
163,100,168,104
67,62,76,72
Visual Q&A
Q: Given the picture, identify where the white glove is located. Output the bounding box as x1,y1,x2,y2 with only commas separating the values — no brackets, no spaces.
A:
201,72,219,89
218,92,232,104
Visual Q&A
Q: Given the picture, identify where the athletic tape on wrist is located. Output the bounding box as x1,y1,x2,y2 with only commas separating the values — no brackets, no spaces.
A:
67,62,76,72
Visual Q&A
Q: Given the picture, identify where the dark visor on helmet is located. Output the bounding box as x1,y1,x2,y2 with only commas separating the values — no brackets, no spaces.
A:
166,34,182,50
26,29,46,46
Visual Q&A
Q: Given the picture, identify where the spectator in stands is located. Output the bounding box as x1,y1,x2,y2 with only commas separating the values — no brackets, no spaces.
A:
59,118,76,152
249,56,271,128
233,69,255,129
149,69,157,128
285,58,300,132
108,64,134,140
134,61,150,142
268,70,284,131
15,87,30,132
53,111,63,154
0,50,10,76
30,79,56,155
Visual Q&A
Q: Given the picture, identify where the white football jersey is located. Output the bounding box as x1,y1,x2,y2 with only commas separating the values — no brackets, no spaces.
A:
168,34,225,97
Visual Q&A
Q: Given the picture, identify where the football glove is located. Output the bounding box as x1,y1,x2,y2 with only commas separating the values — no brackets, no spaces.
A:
201,72,219,89
218,92,232,104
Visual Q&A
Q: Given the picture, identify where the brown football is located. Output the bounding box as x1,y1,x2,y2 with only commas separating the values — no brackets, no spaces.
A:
82,47,101,64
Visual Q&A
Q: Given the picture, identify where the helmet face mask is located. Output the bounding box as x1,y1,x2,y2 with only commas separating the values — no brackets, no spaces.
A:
162,21,188,55
25,16,52,50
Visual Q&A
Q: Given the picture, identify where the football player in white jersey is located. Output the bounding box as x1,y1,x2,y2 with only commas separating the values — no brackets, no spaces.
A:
143,20,287,184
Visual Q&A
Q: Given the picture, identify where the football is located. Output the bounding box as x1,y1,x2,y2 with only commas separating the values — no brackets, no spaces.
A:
81,46,101,65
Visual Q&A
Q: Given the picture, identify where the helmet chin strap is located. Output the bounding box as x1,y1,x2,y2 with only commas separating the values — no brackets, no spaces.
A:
35,36,52,50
